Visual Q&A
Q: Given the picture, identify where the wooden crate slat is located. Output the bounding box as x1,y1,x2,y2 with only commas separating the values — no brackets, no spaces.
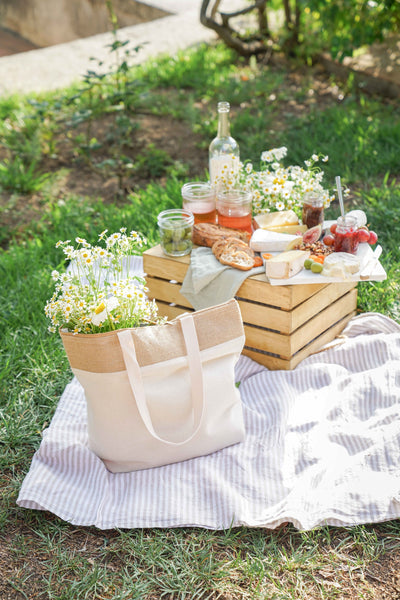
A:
238,273,327,309
290,288,357,355
146,276,193,308
143,245,189,283
244,288,357,359
290,281,357,331
237,299,291,334
243,311,356,370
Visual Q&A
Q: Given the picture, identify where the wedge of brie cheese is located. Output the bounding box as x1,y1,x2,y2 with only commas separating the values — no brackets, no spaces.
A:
250,228,298,252
254,210,299,230
265,250,310,279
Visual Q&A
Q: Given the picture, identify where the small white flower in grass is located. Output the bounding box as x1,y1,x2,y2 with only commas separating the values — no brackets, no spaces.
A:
311,154,319,162
322,155,329,162
261,151,273,162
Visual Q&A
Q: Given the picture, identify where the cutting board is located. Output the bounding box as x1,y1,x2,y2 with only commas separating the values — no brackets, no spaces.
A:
267,243,386,286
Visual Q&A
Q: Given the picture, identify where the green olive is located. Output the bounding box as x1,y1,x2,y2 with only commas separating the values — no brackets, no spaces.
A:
172,226,185,243
311,261,323,273
304,258,313,270
161,227,174,243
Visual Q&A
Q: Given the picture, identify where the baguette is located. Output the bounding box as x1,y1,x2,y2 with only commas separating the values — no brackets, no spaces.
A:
192,223,250,248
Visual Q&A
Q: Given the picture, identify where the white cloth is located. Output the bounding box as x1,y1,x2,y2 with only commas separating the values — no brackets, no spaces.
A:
180,246,264,310
17,311,400,530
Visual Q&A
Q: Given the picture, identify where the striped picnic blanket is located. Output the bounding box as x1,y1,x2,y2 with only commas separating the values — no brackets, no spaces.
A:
17,258,400,530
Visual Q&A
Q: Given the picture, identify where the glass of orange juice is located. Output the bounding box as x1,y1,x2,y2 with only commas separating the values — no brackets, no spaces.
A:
216,187,253,234
181,182,217,224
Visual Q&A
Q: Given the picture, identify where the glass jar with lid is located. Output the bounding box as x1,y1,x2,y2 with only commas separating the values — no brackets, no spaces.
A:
333,215,360,254
302,192,324,229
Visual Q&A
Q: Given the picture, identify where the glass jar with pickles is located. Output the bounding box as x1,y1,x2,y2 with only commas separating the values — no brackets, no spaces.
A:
158,209,194,257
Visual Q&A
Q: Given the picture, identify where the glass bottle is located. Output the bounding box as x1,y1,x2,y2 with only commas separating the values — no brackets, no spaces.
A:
209,101,240,188
301,192,324,229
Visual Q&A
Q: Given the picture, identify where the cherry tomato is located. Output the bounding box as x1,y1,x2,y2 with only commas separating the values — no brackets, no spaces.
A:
356,228,370,243
323,234,335,246
330,223,337,234
368,230,378,244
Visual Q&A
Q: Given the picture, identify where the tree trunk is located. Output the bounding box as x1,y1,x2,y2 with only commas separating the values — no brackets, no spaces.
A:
200,0,269,57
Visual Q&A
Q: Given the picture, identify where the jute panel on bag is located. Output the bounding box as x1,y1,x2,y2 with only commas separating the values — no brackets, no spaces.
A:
60,298,244,373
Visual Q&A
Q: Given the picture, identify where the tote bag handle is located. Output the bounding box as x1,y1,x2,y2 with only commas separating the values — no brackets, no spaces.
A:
117,314,205,446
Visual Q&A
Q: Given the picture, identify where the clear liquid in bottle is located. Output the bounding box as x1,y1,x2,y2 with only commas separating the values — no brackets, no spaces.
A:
209,101,240,188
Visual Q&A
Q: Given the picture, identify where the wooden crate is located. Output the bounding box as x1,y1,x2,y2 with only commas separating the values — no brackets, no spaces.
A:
143,245,358,370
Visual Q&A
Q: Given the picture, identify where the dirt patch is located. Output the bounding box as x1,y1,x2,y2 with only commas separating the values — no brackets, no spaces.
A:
0,111,208,243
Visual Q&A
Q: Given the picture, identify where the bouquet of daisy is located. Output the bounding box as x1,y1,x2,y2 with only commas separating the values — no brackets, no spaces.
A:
45,228,165,335
216,146,335,216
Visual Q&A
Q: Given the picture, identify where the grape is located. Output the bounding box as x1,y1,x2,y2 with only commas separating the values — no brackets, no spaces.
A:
356,228,370,243
323,234,335,246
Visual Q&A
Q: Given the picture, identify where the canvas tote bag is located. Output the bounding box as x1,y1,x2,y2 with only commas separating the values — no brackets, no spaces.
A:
60,298,246,473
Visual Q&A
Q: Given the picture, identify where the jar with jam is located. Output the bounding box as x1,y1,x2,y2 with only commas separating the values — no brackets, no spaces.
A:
333,215,360,254
302,193,324,229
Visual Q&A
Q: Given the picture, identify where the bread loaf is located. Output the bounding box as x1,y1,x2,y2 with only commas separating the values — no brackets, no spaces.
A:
192,223,250,248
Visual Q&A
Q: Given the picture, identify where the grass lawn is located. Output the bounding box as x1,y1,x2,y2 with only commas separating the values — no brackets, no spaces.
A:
0,40,400,599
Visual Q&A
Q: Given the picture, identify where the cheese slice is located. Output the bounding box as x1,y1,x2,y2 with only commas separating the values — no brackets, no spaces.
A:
250,228,298,252
265,250,310,279
263,224,308,234
254,210,299,230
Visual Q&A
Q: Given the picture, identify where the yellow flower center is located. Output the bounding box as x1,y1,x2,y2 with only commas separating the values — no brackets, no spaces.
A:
95,302,105,314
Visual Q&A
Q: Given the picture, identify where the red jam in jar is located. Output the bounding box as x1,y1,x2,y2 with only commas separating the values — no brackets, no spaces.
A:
334,215,360,254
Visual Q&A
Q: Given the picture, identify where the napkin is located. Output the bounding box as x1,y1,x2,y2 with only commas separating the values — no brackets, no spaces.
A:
180,246,265,310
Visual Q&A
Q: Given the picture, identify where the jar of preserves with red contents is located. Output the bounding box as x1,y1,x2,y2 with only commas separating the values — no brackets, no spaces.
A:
302,193,324,228
334,215,360,254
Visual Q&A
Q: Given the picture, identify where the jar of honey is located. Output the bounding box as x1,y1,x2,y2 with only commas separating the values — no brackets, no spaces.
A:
302,193,324,229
